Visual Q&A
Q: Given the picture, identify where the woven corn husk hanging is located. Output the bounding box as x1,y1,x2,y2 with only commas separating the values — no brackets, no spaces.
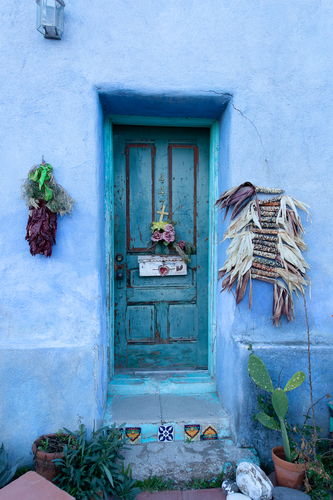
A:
216,182,311,326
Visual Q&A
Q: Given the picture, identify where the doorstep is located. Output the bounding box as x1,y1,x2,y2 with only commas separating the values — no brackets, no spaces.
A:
104,392,230,443
104,375,259,484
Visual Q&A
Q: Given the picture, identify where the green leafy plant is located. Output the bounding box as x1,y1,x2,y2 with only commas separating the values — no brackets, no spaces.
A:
185,436,195,444
183,472,224,490
0,444,19,488
248,353,305,462
38,438,49,452
53,424,141,500
135,475,174,493
289,419,333,500
135,472,224,493
34,433,75,454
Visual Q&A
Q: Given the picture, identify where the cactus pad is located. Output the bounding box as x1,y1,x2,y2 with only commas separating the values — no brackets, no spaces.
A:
248,354,274,392
284,371,306,392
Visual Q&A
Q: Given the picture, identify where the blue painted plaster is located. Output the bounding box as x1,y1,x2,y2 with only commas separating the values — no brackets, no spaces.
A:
0,0,332,465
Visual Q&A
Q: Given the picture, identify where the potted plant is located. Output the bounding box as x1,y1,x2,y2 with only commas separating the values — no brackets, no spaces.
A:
53,424,141,500
32,430,75,482
248,353,306,489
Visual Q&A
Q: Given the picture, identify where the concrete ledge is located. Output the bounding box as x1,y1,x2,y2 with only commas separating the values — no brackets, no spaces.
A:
0,471,74,500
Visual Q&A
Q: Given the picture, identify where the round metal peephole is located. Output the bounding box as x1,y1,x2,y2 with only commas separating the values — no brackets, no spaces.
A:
115,253,124,263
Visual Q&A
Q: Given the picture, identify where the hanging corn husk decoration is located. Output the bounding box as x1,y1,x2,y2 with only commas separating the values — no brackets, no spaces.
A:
21,158,75,257
216,183,311,326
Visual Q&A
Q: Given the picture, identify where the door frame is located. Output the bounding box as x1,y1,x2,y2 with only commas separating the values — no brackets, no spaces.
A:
104,115,219,378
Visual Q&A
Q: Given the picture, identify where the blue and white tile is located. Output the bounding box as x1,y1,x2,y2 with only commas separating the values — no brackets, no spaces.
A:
158,424,174,442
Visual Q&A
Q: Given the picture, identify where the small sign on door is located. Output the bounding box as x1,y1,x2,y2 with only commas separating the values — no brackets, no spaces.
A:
138,256,187,277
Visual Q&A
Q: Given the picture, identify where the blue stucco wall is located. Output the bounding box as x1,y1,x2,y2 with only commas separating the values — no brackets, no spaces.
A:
0,0,332,464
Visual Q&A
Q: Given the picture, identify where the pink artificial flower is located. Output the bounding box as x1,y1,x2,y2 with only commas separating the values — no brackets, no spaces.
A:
164,224,175,234
178,240,185,250
162,231,175,243
151,230,162,242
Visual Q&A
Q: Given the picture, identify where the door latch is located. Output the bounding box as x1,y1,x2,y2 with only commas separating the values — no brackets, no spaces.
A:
116,268,124,281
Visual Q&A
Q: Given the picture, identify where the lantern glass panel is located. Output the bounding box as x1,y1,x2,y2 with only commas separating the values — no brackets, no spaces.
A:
55,1,64,35
41,0,56,28
36,0,43,34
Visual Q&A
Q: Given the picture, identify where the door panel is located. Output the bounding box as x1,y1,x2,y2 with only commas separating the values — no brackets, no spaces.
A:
113,125,209,371
126,144,155,252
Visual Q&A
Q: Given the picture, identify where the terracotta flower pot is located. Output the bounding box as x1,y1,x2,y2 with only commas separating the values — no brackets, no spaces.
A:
32,433,67,483
272,446,305,490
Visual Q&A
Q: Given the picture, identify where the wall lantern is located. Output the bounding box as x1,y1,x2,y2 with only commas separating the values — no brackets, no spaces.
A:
36,0,65,40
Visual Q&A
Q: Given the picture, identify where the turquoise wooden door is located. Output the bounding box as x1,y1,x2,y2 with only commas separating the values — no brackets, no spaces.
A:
113,125,209,370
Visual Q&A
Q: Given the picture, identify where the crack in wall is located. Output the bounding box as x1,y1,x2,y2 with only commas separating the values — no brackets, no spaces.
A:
231,103,264,152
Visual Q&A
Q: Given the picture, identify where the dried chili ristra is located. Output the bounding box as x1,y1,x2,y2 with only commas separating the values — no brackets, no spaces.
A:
25,200,57,257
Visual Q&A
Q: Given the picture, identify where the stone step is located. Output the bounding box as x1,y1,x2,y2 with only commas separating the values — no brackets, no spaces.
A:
120,440,259,486
108,372,216,396
104,393,230,443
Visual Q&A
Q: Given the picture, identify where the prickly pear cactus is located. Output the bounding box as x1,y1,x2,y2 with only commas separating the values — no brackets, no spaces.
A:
272,388,288,420
248,353,306,463
248,354,274,392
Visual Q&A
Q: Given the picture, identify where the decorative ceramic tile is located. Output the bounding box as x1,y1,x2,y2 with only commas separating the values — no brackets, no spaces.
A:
184,424,200,442
201,425,218,441
125,427,141,444
158,425,174,442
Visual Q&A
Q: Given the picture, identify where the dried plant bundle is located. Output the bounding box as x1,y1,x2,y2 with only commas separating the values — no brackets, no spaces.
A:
21,159,76,258
25,200,57,257
217,182,311,326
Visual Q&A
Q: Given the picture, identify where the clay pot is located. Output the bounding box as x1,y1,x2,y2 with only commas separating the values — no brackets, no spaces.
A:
272,446,305,490
32,434,66,483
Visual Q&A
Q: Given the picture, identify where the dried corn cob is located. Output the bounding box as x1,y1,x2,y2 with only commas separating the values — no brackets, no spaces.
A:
253,249,280,260
261,222,278,229
252,261,277,273
259,202,281,207
253,256,283,268
261,216,277,223
250,267,278,279
255,187,284,194
252,226,279,235
252,234,278,243
253,238,277,248
260,206,280,213
259,196,282,204
253,244,278,254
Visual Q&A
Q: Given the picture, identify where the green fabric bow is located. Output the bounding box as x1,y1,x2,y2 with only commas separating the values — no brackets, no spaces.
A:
29,164,53,201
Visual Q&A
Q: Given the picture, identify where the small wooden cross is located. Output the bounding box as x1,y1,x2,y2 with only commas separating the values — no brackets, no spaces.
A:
157,205,169,222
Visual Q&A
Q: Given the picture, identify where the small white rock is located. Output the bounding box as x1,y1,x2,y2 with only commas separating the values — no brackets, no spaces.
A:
236,462,274,500
222,478,239,494
227,493,252,500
